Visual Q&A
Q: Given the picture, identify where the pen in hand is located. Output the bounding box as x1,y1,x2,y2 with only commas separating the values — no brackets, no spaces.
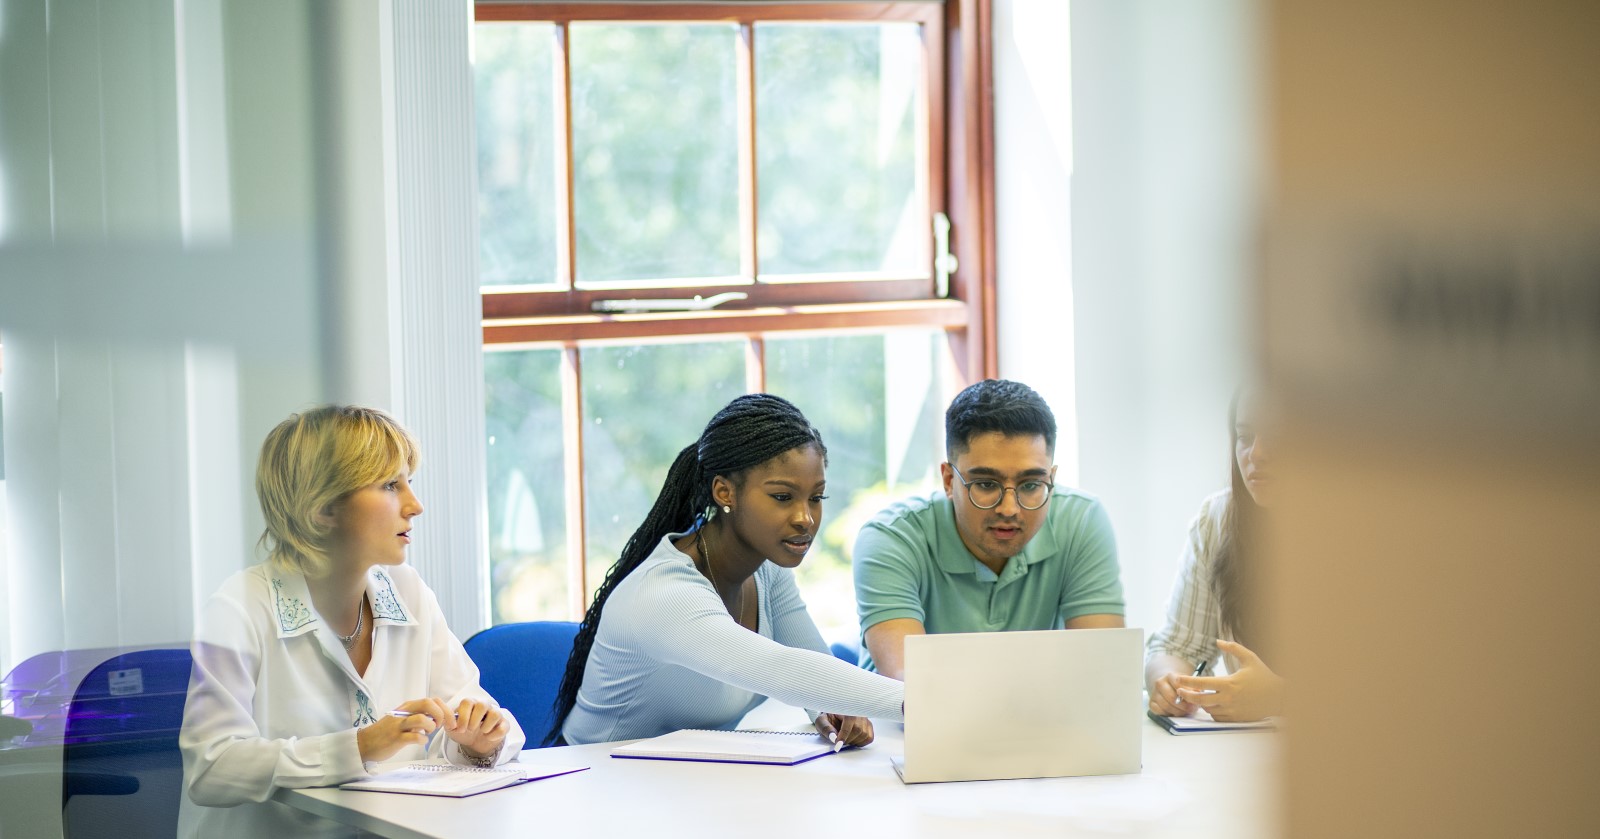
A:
388,710,459,719
389,709,460,750
1182,660,1218,702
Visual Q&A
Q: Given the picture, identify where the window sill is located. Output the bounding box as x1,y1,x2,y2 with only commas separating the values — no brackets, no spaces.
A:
483,298,969,345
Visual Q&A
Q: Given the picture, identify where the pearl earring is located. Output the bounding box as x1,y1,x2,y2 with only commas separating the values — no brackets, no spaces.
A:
722,505,731,514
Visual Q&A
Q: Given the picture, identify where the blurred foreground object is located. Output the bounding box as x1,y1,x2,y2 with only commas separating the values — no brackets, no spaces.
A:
1262,1,1600,837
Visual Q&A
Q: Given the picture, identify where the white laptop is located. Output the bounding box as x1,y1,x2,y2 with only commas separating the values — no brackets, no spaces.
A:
889,628,1144,784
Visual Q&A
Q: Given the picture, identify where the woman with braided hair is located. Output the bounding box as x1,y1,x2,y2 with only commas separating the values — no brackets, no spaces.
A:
550,394,905,746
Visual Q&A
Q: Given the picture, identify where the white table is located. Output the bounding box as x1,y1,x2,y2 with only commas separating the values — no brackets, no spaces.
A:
278,704,1280,838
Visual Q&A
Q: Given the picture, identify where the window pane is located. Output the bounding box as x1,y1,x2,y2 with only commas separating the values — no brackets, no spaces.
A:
484,348,566,622
764,330,946,643
474,23,560,287
571,24,741,283
581,340,746,602
757,24,925,279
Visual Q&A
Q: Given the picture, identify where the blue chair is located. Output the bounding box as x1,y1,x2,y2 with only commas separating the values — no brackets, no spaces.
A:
61,648,192,839
463,621,579,747
829,639,862,666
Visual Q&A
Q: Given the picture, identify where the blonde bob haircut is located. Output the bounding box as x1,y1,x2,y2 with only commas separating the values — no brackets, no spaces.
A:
256,405,420,577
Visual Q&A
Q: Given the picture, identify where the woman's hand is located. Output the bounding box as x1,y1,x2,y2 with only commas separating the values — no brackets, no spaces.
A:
813,713,875,748
1175,640,1285,722
1148,670,1194,717
356,697,450,763
447,698,510,760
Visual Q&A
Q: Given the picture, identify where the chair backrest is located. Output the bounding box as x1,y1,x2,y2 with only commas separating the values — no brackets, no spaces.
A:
463,621,579,746
830,639,862,666
61,648,193,838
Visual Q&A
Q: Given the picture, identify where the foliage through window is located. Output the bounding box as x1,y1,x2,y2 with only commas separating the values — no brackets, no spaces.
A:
474,1,994,644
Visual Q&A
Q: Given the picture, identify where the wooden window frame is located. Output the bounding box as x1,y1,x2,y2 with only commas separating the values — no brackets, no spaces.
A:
476,1,994,374
475,0,994,619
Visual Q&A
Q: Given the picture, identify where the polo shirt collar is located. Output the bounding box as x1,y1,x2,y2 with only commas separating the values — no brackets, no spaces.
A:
931,492,1061,580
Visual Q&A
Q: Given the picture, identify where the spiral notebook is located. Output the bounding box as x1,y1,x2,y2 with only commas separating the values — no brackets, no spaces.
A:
610,728,833,766
339,760,588,797
1148,708,1277,735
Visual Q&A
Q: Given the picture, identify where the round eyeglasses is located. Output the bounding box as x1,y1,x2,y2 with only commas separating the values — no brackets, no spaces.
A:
949,465,1054,511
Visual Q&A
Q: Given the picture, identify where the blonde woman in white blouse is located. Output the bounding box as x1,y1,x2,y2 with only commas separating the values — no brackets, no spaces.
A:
179,406,525,838
1145,391,1286,723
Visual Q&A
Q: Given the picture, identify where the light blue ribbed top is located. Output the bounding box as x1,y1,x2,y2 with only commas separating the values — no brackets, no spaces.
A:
562,533,905,745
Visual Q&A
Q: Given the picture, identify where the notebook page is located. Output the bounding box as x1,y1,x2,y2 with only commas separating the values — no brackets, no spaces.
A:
611,728,831,763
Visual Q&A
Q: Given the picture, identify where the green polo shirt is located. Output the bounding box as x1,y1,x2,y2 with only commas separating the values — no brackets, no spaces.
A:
852,488,1125,671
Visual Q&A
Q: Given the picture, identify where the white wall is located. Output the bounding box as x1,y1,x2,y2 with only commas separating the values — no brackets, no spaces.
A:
994,0,1259,634
993,0,1079,483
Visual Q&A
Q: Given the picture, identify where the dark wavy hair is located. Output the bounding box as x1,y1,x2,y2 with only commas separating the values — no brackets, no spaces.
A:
1212,391,1263,653
945,379,1057,459
545,393,827,744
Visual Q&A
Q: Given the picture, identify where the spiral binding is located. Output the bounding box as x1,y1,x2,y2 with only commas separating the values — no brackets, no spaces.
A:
405,762,518,774
691,728,815,736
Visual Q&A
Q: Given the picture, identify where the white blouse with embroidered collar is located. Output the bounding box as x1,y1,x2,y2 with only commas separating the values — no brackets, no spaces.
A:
179,561,524,839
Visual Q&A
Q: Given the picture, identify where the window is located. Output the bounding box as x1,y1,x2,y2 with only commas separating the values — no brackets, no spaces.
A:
475,1,994,642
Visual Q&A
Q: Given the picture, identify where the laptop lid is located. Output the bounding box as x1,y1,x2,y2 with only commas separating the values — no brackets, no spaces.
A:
897,628,1144,783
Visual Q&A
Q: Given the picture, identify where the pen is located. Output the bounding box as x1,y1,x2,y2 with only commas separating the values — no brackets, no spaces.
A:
390,709,459,751
1183,660,1217,700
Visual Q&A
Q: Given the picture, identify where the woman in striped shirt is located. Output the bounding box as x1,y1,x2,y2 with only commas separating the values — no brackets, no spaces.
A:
1146,390,1286,723
550,394,905,746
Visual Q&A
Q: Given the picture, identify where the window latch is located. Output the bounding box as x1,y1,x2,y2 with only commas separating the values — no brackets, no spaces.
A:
934,212,958,298
591,291,749,314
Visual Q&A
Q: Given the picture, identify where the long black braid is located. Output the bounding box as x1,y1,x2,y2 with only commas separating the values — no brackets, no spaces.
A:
545,393,827,744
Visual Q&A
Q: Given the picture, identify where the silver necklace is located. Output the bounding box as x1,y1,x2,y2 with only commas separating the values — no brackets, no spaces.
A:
336,595,366,651
695,528,751,626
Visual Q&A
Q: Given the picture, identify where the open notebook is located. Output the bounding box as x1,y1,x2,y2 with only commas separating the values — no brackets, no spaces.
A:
611,729,834,766
339,760,588,797
1148,708,1277,735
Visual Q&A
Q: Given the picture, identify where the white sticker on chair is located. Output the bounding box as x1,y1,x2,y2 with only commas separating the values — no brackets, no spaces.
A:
108,668,144,696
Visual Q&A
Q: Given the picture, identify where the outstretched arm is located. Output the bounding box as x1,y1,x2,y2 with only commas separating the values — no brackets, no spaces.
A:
619,563,905,721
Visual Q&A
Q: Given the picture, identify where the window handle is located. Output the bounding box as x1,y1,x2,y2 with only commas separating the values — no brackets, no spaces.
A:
934,212,958,298
595,289,748,312
590,291,749,314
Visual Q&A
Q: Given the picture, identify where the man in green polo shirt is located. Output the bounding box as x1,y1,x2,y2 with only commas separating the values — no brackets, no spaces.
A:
853,379,1125,678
